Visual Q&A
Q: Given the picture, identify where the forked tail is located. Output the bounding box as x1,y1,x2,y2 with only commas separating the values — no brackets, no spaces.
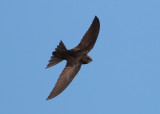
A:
46,41,67,69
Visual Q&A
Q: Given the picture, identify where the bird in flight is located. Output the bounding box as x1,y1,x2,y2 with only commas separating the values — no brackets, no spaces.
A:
46,16,100,100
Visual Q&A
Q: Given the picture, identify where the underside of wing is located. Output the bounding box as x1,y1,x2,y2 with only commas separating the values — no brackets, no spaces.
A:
46,61,82,100
74,16,100,53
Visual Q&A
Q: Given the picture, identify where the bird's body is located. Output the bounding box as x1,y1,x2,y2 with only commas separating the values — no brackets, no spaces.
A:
46,16,100,100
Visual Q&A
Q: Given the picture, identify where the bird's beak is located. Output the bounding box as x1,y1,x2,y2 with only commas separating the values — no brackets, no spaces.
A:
90,58,93,62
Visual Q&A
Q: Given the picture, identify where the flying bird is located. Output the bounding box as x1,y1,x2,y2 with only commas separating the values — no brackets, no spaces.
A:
46,16,100,100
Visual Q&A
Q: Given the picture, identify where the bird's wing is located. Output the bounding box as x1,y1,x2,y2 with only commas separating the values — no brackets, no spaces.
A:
46,60,82,100
73,16,100,54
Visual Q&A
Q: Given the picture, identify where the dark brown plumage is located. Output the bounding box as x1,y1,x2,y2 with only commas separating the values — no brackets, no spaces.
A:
46,16,100,100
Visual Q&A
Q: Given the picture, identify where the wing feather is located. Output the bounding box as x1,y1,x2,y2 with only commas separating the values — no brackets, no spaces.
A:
46,61,82,100
73,16,100,53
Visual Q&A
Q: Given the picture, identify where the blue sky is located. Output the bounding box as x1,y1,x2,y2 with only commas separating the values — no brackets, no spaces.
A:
1,0,160,114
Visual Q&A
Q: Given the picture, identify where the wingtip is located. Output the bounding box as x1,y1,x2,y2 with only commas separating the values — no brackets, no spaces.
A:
92,16,100,29
94,16,99,20
45,65,49,69
95,15,98,18
60,40,62,43
46,97,50,100
46,95,52,100
46,95,55,100
93,16,100,25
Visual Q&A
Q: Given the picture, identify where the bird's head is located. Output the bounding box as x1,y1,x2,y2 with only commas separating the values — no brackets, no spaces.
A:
81,55,92,64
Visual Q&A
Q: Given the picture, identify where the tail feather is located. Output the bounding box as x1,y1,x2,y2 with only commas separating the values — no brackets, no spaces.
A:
46,40,67,69
46,57,63,69
55,40,67,51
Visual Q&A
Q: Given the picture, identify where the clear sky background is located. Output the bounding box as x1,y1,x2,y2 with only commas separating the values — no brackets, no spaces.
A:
1,0,160,114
